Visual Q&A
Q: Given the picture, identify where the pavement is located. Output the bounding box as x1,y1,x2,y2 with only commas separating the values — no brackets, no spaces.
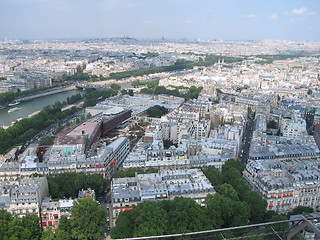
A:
239,117,254,164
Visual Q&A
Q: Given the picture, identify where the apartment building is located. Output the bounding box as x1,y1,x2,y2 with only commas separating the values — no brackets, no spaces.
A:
110,168,215,227
0,177,49,217
281,110,307,138
244,159,320,213
41,198,74,229
47,137,130,179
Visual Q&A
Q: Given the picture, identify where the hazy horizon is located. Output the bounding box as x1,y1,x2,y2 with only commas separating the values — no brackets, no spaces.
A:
0,0,319,41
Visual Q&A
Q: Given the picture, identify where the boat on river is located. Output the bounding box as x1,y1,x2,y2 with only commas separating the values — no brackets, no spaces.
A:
8,101,20,107
8,107,20,113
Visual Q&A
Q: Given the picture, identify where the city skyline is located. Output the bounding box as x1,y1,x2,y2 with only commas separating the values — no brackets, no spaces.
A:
0,0,319,41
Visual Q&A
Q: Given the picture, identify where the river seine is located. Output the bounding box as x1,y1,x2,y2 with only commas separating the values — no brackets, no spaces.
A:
0,89,82,127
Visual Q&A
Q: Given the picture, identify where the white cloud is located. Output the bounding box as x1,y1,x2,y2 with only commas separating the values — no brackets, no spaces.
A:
309,11,317,15
184,20,194,24
205,9,213,13
283,11,289,15
242,14,257,19
292,7,308,15
289,18,296,23
268,13,278,20
143,20,154,25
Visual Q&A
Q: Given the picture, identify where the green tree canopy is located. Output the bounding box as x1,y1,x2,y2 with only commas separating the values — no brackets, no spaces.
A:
110,83,121,91
243,191,267,222
162,197,210,234
71,198,107,240
202,166,223,189
47,173,107,199
21,214,42,240
146,105,168,118
217,183,239,202
111,197,211,239
288,206,314,216
110,209,136,239
41,227,55,240
203,159,268,223
134,201,168,237
0,212,41,240
0,209,12,240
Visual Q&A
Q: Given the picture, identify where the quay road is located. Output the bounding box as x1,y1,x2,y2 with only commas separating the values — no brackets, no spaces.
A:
16,85,76,102
23,109,85,148
0,88,82,127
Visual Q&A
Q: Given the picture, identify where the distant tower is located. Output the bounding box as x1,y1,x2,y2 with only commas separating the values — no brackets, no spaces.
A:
2,61,5,78
218,59,221,73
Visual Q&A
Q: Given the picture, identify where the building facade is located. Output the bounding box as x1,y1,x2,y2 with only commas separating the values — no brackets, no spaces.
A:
110,168,215,227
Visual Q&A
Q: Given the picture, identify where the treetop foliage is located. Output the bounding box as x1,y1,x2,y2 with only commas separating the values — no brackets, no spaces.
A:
0,82,73,106
70,198,107,240
0,99,79,154
113,168,158,178
0,209,42,240
112,160,290,239
111,197,210,239
140,84,203,101
47,172,107,199
146,105,168,118
0,198,107,240
109,54,243,80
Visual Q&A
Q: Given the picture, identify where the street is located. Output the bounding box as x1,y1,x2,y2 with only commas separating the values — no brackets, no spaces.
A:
239,117,254,164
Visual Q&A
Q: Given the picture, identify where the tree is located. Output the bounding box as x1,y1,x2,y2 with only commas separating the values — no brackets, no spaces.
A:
154,86,167,95
288,206,314,216
267,215,289,239
205,193,234,228
202,166,223,188
222,159,245,173
131,80,141,88
0,209,12,240
229,201,250,227
71,198,107,240
267,120,277,129
128,89,134,96
120,89,128,95
222,167,243,187
21,214,41,240
163,140,175,149
110,210,136,239
243,191,267,222
58,215,72,233
112,197,210,238
6,215,24,240
47,173,107,199
218,183,239,202
41,227,55,240
277,94,281,102
110,83,121,91
216,88,223,94
55,216,72,240
146,105,168,118
133,201,168,237
164,197,209,234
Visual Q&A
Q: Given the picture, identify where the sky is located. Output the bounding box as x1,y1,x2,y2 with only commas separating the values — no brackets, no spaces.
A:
0,0,319,41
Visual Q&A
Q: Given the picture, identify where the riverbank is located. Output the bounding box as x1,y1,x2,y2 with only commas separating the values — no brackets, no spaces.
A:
16,85,76,102
0,89,82,127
